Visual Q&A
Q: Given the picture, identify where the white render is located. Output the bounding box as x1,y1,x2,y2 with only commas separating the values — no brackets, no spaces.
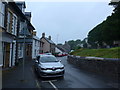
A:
32,36,40,59
9,41,16,67
55,47,63,54
18,43,23,59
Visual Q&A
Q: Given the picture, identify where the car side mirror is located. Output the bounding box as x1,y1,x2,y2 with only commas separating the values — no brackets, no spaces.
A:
35,60,38,63
36,56,40,63
37,56,40,60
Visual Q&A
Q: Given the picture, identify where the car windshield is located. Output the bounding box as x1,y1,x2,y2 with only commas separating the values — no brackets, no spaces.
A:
39,56,58,63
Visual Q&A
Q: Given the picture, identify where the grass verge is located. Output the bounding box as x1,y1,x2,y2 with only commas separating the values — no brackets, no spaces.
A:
70,47,120,58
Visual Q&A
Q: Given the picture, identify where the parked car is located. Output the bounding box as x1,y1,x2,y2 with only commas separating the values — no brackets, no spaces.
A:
56,52,68,57
39,53,52,55
62,52,68,56
44,53,52,55
34,54,65,78
57,53,63,57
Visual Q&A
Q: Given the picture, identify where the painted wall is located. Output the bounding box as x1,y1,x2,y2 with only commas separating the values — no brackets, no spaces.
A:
32,37,40,59
41,38,50,53
55,47,63,54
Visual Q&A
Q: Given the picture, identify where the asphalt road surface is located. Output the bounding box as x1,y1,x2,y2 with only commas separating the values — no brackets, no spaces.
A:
33,56,118,89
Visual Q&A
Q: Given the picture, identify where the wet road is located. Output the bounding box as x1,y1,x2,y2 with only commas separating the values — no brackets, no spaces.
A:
34,56,117,89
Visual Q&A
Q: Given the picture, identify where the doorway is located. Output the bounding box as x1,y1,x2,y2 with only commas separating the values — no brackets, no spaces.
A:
3,42,10,68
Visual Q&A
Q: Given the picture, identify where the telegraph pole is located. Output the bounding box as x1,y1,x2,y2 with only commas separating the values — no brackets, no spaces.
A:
21,21,27,81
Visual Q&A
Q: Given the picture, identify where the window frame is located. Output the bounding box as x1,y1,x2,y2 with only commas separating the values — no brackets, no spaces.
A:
0,2,5,28
7,10,13,33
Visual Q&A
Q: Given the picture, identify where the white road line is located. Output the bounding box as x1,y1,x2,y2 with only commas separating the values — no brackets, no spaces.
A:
42,80,57,83
41,81,49,83
51,80,57,82
49,81,58,90
36,79,41,88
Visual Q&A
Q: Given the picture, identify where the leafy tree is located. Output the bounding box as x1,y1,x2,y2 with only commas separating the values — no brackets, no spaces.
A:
88,1,120,48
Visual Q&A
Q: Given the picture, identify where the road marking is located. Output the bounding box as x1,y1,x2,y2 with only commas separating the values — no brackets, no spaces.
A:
35,79,41,88
41,80,57,83
41,81,49,83
49,81,58,90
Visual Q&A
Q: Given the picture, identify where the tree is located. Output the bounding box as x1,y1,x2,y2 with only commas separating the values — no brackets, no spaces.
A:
88,1,120,48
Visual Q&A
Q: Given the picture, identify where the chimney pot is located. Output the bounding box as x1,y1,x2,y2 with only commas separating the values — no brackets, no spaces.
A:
42,33,45,37
49,36,51,40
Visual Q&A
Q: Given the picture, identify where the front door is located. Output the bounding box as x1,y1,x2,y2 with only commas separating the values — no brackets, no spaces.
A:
4,43,10,68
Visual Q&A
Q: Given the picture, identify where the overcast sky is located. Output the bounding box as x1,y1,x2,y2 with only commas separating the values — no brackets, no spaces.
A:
25,1,113,44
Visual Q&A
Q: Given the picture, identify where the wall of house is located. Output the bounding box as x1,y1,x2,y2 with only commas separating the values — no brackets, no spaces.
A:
32,40,35,59
9,41,16,67
41,38,50,53
18,43,23,59
0,2,4,67
67,55,120,79
50,44,55,54
1,2,20,68
32,39,39,59
55,47,63,54
0,28,3,67
32,38,40,59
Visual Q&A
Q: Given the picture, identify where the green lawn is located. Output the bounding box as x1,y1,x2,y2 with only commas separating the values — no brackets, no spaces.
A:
70,47,120,59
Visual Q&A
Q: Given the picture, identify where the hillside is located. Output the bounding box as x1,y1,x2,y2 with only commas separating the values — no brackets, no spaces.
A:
70,47,120,59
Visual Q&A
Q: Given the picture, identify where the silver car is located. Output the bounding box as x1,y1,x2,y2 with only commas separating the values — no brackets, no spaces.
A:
34,54,65,78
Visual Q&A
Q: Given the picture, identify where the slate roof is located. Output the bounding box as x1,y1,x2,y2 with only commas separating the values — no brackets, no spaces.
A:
56,45,66,52
44,37,55,44
25,12,31,17
16,2,26,8
33,36,40,40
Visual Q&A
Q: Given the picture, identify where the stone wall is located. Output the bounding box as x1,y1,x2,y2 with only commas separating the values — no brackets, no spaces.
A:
67,55,120,79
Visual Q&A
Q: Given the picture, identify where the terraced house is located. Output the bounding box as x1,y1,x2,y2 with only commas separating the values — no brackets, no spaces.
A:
0,1,5,67
40,33,56,54
1,1,35,68
1,1,17,68
16,2,35,61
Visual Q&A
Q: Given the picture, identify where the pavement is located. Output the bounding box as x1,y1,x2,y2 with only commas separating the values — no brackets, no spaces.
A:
2,59,40,89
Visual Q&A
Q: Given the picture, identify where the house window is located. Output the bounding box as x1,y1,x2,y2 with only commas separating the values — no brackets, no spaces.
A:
0,2,5,28
7,11,13,33
19,22,23,34
12,14,17,35
35,40,36,46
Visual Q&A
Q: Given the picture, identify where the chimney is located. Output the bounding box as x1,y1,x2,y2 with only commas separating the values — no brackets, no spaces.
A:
49,36,51,40
42,33,45,37
65,41,67,44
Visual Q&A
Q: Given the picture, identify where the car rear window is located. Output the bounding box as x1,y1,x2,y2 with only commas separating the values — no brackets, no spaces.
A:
39,56,58,63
